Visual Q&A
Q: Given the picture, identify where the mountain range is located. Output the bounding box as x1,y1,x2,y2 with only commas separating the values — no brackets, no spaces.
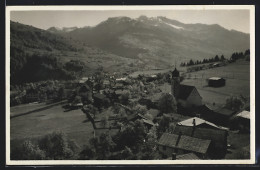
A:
10,16,250,84
48,15,249,67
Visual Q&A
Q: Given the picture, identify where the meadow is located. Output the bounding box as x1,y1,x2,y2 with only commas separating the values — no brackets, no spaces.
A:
11,105,94,148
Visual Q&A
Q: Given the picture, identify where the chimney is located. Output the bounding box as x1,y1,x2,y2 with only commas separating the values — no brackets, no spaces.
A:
191,118,196,137
172,153,177,160
175,132,182,146
193,118,196,127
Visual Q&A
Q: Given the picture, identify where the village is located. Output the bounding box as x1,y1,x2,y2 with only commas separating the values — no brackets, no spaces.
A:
10,50,250,160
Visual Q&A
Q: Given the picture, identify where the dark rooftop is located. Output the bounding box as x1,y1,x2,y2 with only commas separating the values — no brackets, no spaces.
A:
158,133,211,154
179,85,198,100
214,107,236,117
173,125,228,149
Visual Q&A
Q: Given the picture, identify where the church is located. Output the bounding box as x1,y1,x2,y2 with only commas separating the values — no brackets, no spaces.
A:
171,68,203,108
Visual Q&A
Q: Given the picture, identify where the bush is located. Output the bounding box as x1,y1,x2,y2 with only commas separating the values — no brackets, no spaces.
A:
38,131,79,160
225,96,244,112
11,140,46,160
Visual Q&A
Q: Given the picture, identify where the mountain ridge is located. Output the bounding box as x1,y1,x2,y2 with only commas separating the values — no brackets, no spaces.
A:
53,16,249,68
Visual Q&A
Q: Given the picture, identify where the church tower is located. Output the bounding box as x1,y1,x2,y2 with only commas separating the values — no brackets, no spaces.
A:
171,67,180,100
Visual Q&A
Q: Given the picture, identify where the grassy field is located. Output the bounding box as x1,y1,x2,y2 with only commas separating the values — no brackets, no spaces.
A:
158,61,250,107
11,105,94,147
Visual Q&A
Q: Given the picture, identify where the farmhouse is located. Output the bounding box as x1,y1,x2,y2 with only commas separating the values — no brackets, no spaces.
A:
158,133,211,159
173,125,228,158
208,77,226,87
171,68,202,108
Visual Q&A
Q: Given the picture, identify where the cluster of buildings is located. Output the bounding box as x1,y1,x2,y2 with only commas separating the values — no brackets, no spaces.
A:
70,66,250,160
156,67,250,160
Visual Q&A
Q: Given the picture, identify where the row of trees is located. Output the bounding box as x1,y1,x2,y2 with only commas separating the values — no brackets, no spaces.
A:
180,49,250,67
180,55,226,67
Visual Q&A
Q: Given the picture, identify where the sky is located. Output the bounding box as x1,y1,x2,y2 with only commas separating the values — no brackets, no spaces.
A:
10,10,250,33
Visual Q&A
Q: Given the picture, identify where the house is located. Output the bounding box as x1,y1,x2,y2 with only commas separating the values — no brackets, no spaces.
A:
158,133,211,159
208,77,226,87
173,125,228,159
231,110,250,132
178,117,229,130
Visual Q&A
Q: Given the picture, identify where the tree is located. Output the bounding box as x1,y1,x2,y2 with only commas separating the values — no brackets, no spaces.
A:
214,55,220,62
38,131,79,160
244,49,250,56
157,115,171,136
79,145,95,160
188,59,194,66
158,93,177,113
98,132,116,159
220,55,225,61
225,96,244,112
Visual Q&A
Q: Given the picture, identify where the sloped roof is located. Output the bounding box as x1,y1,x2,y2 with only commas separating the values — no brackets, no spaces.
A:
179,85,197,100
177,117,228,130
214,107,235,117
158,133,178,147
173,125,227,148
236,110,250,119
178,135,211,154
147,109,160,119
158,133,211,154
176,153,200,160
142,119,156,126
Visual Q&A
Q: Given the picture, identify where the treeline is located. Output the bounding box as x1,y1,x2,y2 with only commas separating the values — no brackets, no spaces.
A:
180,49,250,67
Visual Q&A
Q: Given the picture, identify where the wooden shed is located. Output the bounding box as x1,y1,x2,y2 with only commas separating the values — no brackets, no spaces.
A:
208,77,226,87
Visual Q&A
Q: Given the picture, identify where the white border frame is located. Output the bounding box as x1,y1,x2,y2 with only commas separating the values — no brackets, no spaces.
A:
5,5,255,165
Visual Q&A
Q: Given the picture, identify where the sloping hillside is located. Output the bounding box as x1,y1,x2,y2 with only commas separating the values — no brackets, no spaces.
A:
10,21,137,84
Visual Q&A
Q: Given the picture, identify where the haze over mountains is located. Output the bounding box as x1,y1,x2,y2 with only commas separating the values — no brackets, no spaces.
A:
47,15,249,65
10,15,250,84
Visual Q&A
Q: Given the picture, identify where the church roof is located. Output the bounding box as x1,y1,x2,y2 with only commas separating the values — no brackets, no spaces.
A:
179,84,197,100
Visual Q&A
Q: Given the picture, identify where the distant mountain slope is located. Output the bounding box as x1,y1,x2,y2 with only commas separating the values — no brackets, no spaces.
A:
10,21,137,84
54,16,249,68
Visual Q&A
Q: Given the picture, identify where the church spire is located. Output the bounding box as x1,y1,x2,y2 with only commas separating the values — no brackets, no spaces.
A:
172,59,180,78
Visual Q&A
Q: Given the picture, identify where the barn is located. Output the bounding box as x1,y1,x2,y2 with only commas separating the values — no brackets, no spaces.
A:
208,77,226,87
